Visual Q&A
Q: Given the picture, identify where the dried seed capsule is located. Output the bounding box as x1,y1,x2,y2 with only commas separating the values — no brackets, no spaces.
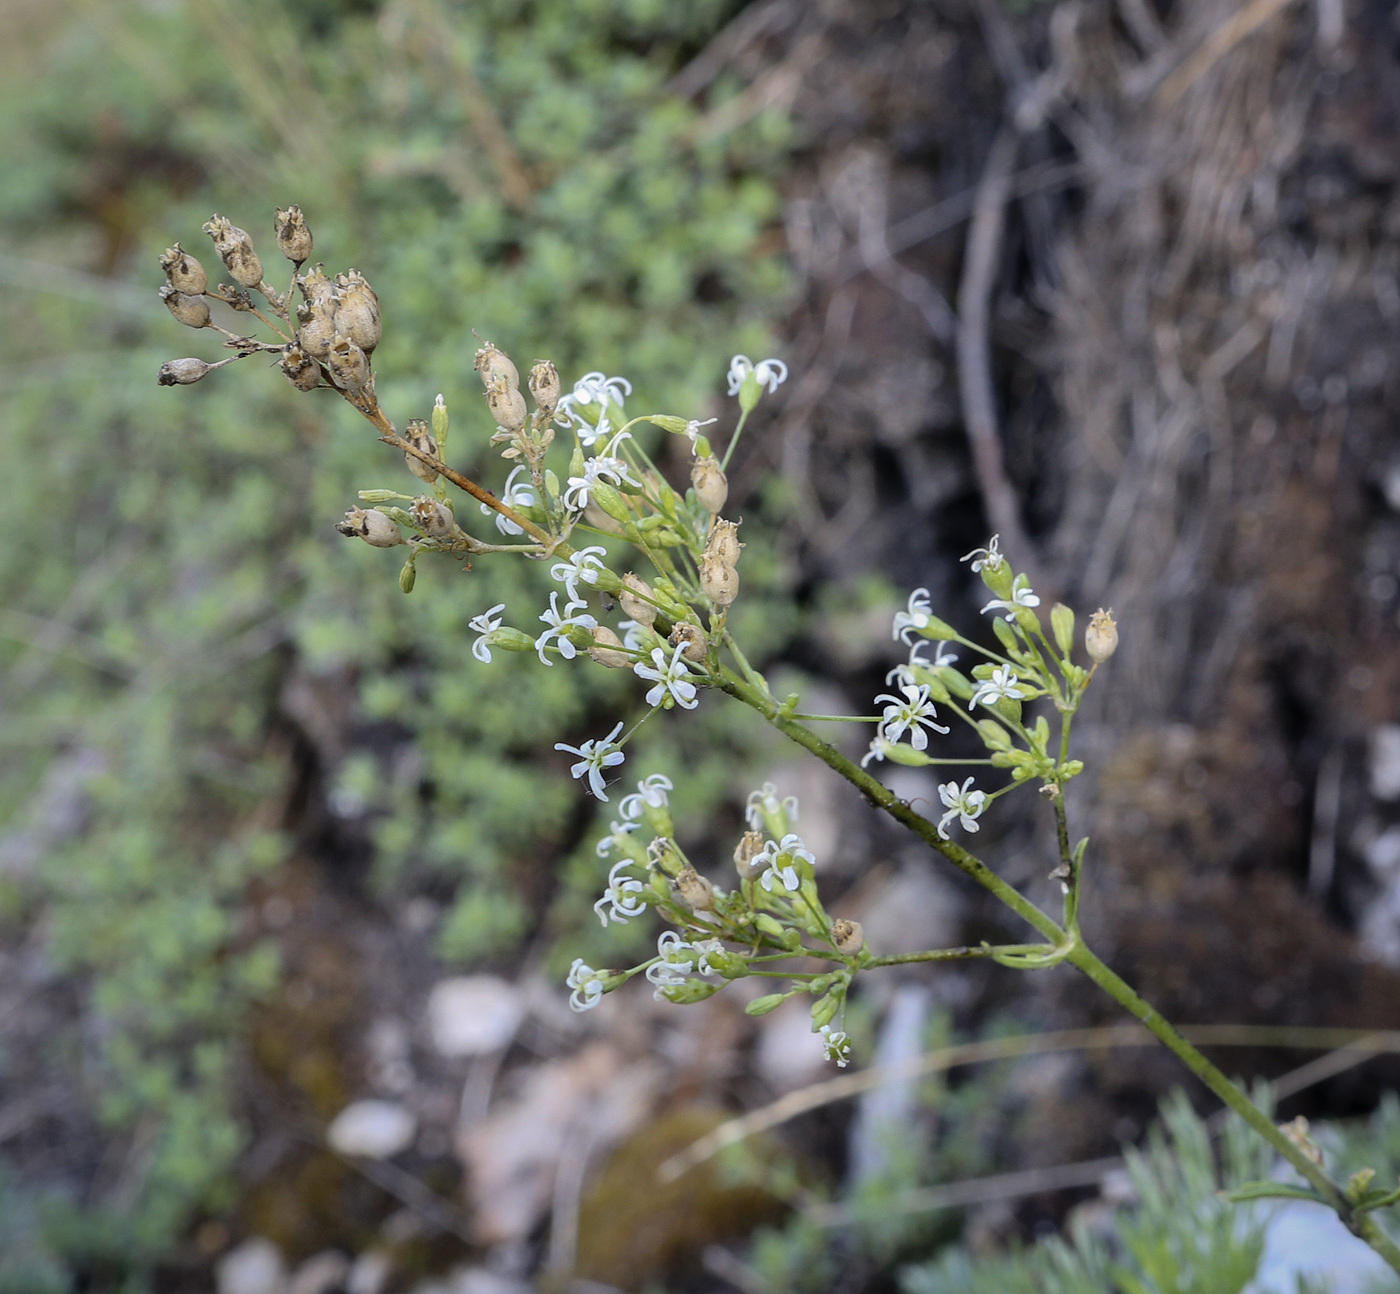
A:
202,214,264,289
705,518,743,568
487,379,528,432
157,357,214,386
700,553,739,607
668,622,706,663
279,346,322,392
296,298,337,362
529,360,561,418
411,495,455,538
333,269,381,354
273,205,313,265
619,573,657,627
674,866,716,913
474,342,519,391
336,506,403,547
831,919,865,956
325,333,370,394
402,418,439,484
691,457,728,515
159,244,208,295
733,830,766,881
159,283,210,329
586,625,631,668
1085,608,1118,664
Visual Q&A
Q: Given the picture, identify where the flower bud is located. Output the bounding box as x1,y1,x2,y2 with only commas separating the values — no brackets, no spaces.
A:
279,346,321,391
202,214,264,289
157,357,213,386
474,342,519,392
333,269,381,354
587,625,631,668
733,830,766,881
674,866,716,912
411,496,455,539
669,622,707,663
159,284,210,329
432,393,449,444
700,554,739,607
1050,604,1075,657
402,418,439,484
399,559,416,593
336,507,403,547
487,380,528,432
810,990,842,1030
657,980,722,1005
487,627,535,653
325,333,370,395
745,992,789,1017
1085,608,1118,664
273,205,313,265
619,573,657,627
529,360,561,418
691,457,729,515
705,519,743,568
159,244,208,295
831,919,864,956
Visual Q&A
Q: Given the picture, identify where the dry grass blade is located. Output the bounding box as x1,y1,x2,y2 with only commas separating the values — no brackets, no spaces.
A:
1156,0,1297,107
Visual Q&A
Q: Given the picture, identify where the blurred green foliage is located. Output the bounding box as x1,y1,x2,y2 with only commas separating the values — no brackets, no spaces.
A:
0,0,791,1280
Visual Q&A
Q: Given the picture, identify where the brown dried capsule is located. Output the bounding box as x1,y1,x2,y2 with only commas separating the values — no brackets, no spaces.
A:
586,625,632,668
691,456,728,515
157,357,214,386
273,205,313,265
202,214,264,289
333,269,381,354
831,919,865,956
410,495,455,539
159,244,208,295
733,830,766,881
279,346,322,392
529,360,561,418
402,418,439,483
325,333,370,395
336,507,403,547
674,866,716,913
700,553,739,608
296,300,336,362
619,573,657,627
668,622,707,663
474,342,519,392
705,518,743,568
487,380,528,432
1085,608,1118,664
159,283,211,330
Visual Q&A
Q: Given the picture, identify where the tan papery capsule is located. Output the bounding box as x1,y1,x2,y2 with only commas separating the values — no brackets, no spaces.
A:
733,830,766,881
488,380,528,432
299,265,336,306
669,622,706,663
333,269,381,354
159,284,210,329
202,214,264,289
474,342,519,391
587,625,631,668
1085,608,1119,664
411,495,455,539
619,573,657,627
273,205,313,265
325,333,370,394
691,456,728,515
705,518,743,567
529,360,561,417
159,244,208,295
279,346,321,391
700,554,739,607
157,357,213,386
831,919,865,956
403,418,439,483
674,866,716,913
336,507,403,547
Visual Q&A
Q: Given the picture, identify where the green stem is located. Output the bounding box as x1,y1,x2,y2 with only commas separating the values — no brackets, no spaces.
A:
866,945,1024,967
719,407,750,472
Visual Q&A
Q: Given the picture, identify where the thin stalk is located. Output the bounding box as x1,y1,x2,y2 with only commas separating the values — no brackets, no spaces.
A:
719,407,750,472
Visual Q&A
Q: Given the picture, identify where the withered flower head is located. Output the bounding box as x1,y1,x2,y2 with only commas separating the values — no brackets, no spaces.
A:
202,214,264,289
159,283,211,330
159,244,207,295
474,341,519,392
273,205,313,265
333,269,381,354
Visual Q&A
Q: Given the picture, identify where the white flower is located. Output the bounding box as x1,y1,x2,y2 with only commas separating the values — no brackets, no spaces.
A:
727,355,788,396
562,451,641,512
981,574,1041,621
892,588,934,645
937,777,987,839
556,372,633,447
595,818,640,858
757,834,812,892
550,546,608,602
645,930,696,987
684,417,718,450
872,683,949,751
633,644,699,710
535,592,597,665
820,1025,852,1067
555,721,626,800
594,860,647,926
481,465,536,536
970,664,1025,709
469,603,506,663
885,639,957,689
619,619,652,653
693,939,727,976
745,781,800,831
861,736,893,767
961,534,1004,573
619,773,673,821
566,958,605,1012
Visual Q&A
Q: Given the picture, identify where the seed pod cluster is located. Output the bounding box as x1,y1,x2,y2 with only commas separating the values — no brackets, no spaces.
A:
700,518,743,608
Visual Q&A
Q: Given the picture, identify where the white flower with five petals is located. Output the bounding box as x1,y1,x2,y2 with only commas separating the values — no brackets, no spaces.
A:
619,774,673,821
594,860,647,926
535,592,597,665
937,778,987,839
970,664,1025,709
873,683,949,750
469,603,505,663
885,639,957,689
633,644,699,710
550,546,608,602
554,721,626,800
481,465,537,536
892,588,935,645
960,534,1004,573
566,958,605,1012
981,574,1041,621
